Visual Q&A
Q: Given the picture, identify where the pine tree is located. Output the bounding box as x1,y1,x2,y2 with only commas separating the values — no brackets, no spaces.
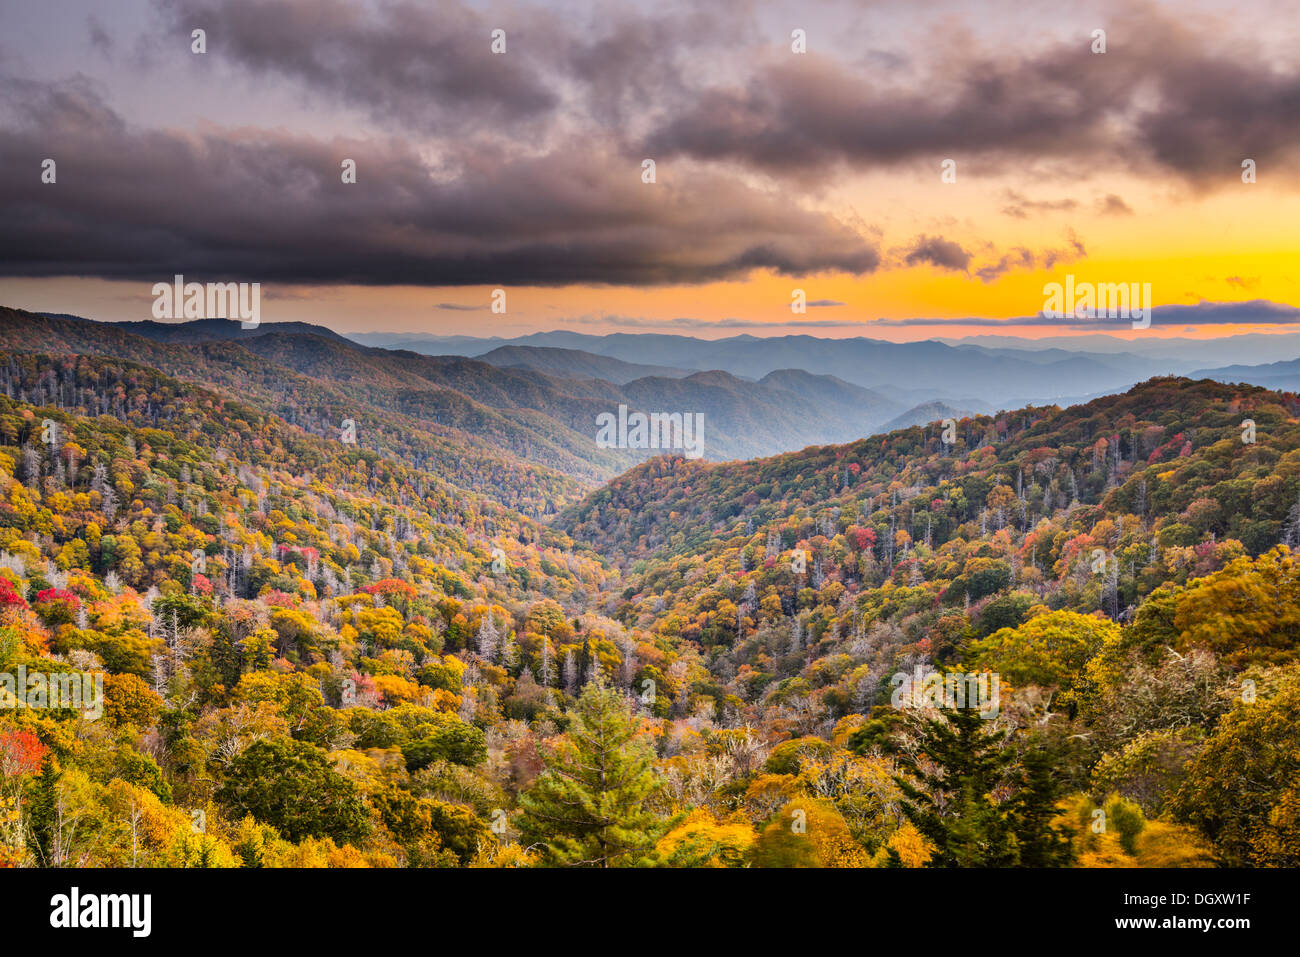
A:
518,683,664,867
1009,746,1075,867
893,706,1019,867
26,754,60,867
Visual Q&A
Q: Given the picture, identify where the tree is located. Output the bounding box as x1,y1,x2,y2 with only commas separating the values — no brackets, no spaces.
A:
969,610,1117,693
893,706,1020,866
25,755,60,867
1009,746,1074,866
401,716,486,771
1171,548,1300,668
518,682,664,867
1171,662,1300,864
103,672,163,728
216,740,371,845
748,799,869,867
649,809,754,867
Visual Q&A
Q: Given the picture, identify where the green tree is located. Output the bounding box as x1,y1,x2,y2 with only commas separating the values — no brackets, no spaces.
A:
401,717,486,771
1009,745,1074,866
894,706,1020,866
25,755,60,867
216,739,370,844
518,682,664,867
969,610,1117,693
1170,663,1300,864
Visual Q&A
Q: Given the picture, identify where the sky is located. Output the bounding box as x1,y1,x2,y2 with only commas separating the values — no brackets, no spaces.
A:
1,0,1298,341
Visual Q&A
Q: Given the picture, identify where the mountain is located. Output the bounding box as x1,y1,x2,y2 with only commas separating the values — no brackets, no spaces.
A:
507,333,1144,405
945,330,1300,366
879,400,980,432
349,328,1251,409
346,331,510,353
610,367,905,460
477,345,695,383
0,309,909,483
114,317,355,344
0,308,614,512
1192,357,1300,391
557,376,1300,568
2,328,1298,871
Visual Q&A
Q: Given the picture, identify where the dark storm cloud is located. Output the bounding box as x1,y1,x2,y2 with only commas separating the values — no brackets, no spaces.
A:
0,76,878,285
5,0,1291,291
642,50,1125,178
157,0,560,133
560,4,759,131
642,11,1300,186
157,0,756,142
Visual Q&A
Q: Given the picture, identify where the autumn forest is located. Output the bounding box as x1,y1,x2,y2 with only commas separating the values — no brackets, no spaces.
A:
0,308,1296,871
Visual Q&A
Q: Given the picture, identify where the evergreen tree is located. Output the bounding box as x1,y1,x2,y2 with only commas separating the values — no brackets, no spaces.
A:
894,705,1019,866
26,754,60,867
518,682,664,867
1009,745,1075,867
216,739,371,844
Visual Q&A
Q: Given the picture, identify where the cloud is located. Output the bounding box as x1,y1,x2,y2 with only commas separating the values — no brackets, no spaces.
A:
975,248,1038,282
86,16,113,55
1097,193,1134,216
887,231,1086,283
152,1,1300,193
5,0,1296,300
902,235,972,272
1001,190,1079,219
976,232,1087,282
157,0,758,142
0,76,879,286
157,0,561,135
529,300,1300,333
641,9,1300,188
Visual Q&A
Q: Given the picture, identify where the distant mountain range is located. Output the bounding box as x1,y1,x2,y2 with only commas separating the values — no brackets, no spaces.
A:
15,310,1300,482
5,310,966,485
1193,357,1300,392
347,327,1300,409
476,345,692,384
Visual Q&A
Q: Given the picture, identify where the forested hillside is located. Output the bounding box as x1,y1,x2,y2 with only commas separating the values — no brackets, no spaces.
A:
0,309,935,478
2,342,1298,868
